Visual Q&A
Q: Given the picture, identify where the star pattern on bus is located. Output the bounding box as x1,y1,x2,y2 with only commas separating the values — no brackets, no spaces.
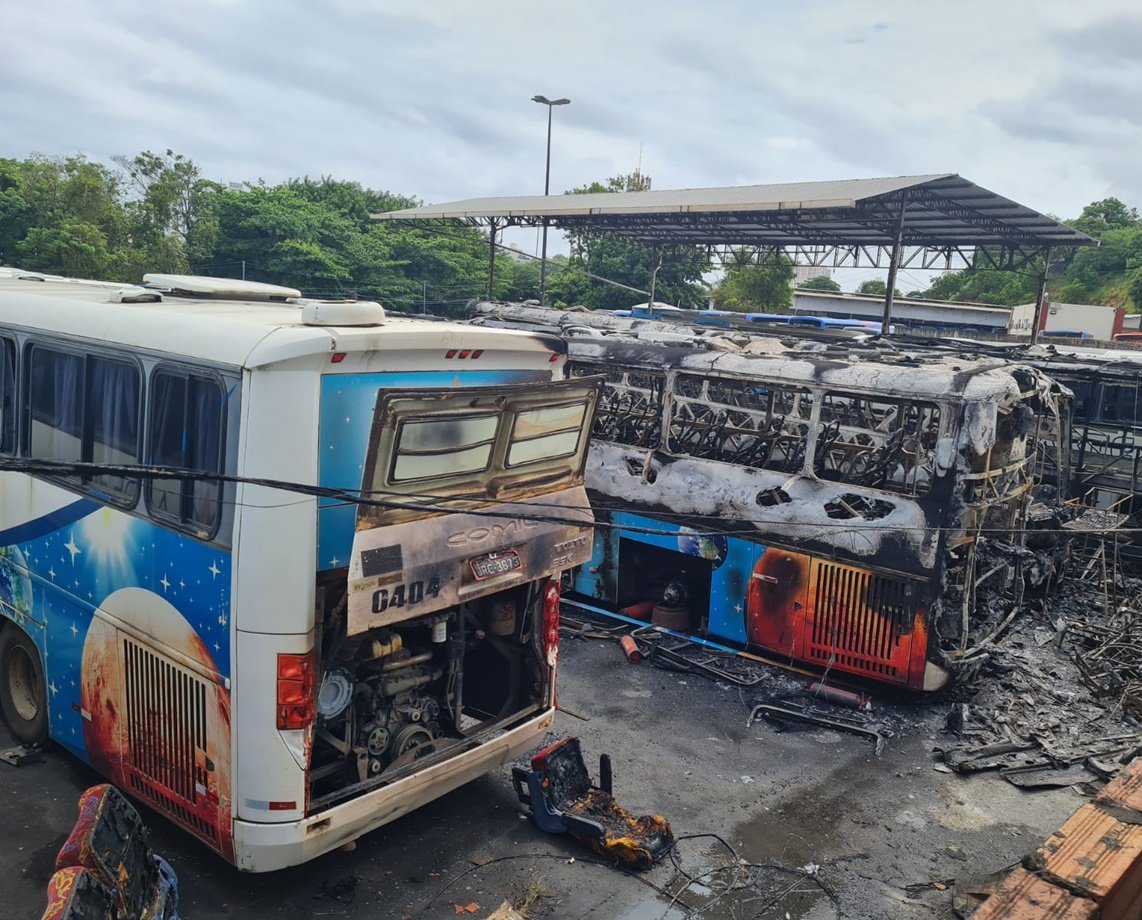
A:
5,507,233,763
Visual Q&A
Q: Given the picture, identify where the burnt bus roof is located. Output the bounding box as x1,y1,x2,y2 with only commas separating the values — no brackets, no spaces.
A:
469,302,1045,405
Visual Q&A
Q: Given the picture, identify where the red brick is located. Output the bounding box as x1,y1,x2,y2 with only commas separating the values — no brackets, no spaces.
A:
1034,802,1142,919
1095,756,1142,816
971,867,1097,920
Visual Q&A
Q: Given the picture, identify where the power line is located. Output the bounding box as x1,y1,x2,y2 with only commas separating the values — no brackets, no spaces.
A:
0,457,1121,542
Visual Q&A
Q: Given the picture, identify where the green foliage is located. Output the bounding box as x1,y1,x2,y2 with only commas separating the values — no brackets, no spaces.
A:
1071,198,1140,236
17,221,112,277
712,249,795,312
855,279,903,297
552,171,710,309
923,198,1142,310
0,151,504,316
5,155,1141,316
113,149,219,273
799,274,841,292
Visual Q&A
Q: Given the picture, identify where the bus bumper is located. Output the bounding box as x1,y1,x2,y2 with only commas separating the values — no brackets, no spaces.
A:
230,708,556,872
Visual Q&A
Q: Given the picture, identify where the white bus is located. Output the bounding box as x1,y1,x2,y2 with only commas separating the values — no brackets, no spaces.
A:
0,269,599,871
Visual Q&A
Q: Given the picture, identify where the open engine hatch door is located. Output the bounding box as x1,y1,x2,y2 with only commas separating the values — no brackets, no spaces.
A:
346,377,602,635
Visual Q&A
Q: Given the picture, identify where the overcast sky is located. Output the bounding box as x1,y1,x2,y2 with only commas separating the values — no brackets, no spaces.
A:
3,0,1140,290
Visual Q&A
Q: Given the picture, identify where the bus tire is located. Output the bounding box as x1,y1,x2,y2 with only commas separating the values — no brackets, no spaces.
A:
0,625,49,746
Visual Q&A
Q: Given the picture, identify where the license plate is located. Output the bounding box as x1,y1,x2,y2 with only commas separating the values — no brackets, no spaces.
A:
470,550,522,581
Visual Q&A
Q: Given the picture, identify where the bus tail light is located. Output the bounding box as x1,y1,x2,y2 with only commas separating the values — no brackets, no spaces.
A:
542,580,560,661
277,651,315,730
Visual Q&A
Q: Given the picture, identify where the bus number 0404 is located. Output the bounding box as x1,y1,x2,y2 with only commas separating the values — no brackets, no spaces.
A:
371,576,441,614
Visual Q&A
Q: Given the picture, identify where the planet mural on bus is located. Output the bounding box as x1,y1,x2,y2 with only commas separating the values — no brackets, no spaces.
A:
81,587,232,853
0,546,33,625
677,527,728,568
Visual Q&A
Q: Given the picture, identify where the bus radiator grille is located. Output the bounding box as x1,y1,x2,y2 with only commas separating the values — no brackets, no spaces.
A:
807,563,914,682
122,638,219,848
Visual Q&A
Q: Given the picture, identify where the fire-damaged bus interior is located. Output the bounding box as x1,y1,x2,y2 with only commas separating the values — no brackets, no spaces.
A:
469,302,1074,692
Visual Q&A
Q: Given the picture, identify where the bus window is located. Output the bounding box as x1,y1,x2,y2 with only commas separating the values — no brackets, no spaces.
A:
572,364,664,449
146,369,224,535
1065,377,1094,422
27,346,141,504
390,412,497,482
816,393,941,495
28,346,83,465
669,374,812,474
1100,384,1142,427
0,338,14,454
507,400,588,466
89,357,142,500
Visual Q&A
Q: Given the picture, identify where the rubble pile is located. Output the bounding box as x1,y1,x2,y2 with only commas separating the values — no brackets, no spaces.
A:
939,577,1142,785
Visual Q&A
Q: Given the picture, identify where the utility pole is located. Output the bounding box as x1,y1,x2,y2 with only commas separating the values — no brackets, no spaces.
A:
532,95,570,305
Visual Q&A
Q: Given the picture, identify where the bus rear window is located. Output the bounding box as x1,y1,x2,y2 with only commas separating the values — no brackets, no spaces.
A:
391,413,497,482
507,401,587,467
359,377,602,526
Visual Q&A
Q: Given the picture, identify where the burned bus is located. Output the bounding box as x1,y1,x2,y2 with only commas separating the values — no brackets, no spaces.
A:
471,303,1071,692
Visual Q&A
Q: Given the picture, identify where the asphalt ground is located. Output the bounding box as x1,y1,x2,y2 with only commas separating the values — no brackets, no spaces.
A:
0,627,1086,920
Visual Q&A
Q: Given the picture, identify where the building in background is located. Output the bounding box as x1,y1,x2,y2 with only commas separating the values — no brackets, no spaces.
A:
1008,301,1127,340
790,290,1010,334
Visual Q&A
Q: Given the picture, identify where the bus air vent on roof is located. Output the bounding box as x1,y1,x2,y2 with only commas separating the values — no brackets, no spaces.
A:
293,299,386,326
142,274,303,301
110,286,163,303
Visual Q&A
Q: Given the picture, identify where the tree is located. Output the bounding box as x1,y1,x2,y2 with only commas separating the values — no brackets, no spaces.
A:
712,249,795,312
550,171,709,309
856,279,902,297
2,155,129,278
1071,198,1140,237
17,221,112,277
922,261,1039,306
113,150,219,273
800,274,840,292
1129,269,1142,311
0,158,31,264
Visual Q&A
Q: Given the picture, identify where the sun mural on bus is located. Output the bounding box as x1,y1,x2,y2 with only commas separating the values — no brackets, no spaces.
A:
0,499,233,858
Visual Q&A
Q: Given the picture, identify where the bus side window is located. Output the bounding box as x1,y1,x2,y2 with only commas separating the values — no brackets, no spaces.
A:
0,338,15,454
146,369,224,537
816,392,940,495
1066,379,1092,422
26,346,141,504
1101,385,1142,426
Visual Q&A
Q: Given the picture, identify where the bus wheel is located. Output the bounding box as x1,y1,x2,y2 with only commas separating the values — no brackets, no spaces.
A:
0,625,49,745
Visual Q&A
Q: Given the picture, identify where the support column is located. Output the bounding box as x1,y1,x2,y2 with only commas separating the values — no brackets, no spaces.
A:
1030,246,1051,345
486,219,498,301
881,199,907,335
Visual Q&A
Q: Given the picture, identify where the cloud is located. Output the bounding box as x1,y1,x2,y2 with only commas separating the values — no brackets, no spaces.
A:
1056,15,1142,65
1,0,1141,225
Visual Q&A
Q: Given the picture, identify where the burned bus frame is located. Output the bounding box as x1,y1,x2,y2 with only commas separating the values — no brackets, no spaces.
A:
555,336,1069,691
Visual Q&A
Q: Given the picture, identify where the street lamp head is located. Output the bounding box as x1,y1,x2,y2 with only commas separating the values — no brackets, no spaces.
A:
532,95,570,106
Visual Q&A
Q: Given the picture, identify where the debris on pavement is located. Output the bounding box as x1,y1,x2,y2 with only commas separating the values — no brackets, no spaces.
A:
0,742,43,767
511,736,674,870
748,702,888,756
938,579,1142,790
40,783,179,920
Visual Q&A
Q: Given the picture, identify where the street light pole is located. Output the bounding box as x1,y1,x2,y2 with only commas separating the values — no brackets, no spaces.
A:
532,94,570,305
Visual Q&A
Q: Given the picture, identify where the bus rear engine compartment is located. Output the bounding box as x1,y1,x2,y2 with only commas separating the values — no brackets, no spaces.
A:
307,577,547,803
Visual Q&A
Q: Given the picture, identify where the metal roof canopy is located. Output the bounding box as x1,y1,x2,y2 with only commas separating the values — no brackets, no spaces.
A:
372,173,1095,337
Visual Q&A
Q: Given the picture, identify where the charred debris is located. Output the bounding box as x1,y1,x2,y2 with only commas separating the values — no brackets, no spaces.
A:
469,301,1141,775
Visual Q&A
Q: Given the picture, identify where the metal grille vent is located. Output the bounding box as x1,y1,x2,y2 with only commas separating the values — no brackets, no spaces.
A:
807,563,913,679
122,638,217,845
